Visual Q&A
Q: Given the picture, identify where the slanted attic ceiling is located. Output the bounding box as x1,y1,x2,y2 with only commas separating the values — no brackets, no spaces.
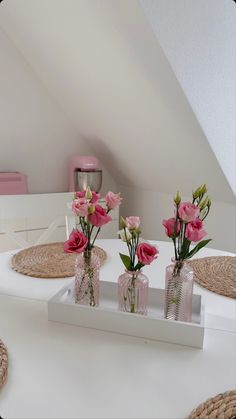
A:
0,0,234,202
140,0,236,196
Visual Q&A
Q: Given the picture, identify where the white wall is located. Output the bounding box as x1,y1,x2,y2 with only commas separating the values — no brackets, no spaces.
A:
0,1,234,252
119,185,236,253
0,28,116,195
0,0,234,204
140,0,236,195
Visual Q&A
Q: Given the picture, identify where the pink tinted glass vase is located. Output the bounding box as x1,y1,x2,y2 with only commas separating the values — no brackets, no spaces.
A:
118,270,149,315
74,250,100,307
164,261,194,322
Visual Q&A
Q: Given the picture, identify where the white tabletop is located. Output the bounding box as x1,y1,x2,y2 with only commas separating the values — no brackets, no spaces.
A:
0,239,235,418
0,239,235,331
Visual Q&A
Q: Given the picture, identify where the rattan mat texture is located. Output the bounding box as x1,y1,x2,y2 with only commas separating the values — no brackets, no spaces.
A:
11,242,107,278
188,256,236,299
188,390,236,419
0,340,8,389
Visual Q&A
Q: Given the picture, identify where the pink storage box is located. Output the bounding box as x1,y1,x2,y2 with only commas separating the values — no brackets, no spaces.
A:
0,172,28,195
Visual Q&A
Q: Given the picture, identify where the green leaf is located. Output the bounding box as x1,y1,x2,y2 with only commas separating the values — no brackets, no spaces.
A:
134,262,144,271
119,253,132,270
185,239,212,259
179,237,191,259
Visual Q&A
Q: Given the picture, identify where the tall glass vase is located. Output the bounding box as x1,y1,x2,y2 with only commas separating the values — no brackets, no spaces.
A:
118,270,149,315
74,250,100,306
164,260,194,322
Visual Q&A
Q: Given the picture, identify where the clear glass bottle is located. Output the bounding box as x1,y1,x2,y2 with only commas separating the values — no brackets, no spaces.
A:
118,270,149,315
164,260,194,322
74,250,100,307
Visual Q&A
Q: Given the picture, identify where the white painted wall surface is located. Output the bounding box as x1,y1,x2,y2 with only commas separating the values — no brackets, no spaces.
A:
140,0,236,195
0,0,234,204
119,185,236,253
0,28,116,195
0,1,235,252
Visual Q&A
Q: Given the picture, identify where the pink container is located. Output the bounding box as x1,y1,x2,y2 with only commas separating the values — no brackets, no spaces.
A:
68,156,99,192
118,270,149,315
0,172,28,195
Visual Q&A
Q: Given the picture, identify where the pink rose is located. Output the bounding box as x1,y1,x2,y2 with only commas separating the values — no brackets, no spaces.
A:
178,202,200,222
75,191,86,199
136,243,158,265
162,218,180,237
72,198,89,217
64,229,88,253
90,191,100,204
105,191,122,210
75,190,100,204
185,218,207,242
88,204,112,227
126,216,140,230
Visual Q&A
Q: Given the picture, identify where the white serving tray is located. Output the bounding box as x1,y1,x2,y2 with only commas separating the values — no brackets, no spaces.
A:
48,281,205,348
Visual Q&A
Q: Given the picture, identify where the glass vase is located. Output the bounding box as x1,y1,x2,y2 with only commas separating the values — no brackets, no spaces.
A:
118,270,149,315
74,250,100,307
164,260,194,322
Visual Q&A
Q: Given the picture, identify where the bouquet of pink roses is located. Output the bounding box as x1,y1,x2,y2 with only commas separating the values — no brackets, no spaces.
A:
119,216,158,271
162,184,211,262
162,184,211,322
64,187,122,307
64,187,122,254
118,216,158,314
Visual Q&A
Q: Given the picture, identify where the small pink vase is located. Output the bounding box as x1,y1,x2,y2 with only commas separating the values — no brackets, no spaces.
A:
118,270,149,315
164,260,194,322
74,250,100,307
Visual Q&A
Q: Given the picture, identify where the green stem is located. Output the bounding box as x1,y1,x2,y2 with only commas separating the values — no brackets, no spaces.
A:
130,273,136,313
124,227,132,261
201,207,210,221
174,204,180,260
90,227,101,248
172,238,178,261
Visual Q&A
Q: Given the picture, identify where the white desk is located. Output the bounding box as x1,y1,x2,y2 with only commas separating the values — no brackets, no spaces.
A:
0,240,235,418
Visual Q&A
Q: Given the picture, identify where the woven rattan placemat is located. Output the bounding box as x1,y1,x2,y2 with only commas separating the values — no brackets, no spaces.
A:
188,390,236,419
0,340,8,389
188,256,236,299
11,242,107,278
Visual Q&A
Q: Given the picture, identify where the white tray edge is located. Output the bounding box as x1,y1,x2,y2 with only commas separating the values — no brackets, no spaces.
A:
48,280,205,349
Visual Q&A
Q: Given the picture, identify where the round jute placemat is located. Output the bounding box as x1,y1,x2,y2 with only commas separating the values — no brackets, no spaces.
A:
188,390,236,419
188,256,236,299
0,340,8,389
11,242,107,278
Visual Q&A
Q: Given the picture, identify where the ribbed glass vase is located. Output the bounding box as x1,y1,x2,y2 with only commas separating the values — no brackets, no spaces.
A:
74,250,100,307
164,260,194,322
118,270,149,315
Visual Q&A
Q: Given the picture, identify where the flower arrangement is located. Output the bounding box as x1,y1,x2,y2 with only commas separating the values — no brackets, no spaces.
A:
64,187,122,306
64,188,122,254
119,216,158,271
162,184,211,263
118,216,158,314
162,184,211,321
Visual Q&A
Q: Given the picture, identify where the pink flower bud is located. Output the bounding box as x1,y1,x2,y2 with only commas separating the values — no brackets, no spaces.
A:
126,216,140,230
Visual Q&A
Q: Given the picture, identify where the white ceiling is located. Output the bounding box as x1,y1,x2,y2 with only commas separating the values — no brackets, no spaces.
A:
140,0,236,195
0,0,234,202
